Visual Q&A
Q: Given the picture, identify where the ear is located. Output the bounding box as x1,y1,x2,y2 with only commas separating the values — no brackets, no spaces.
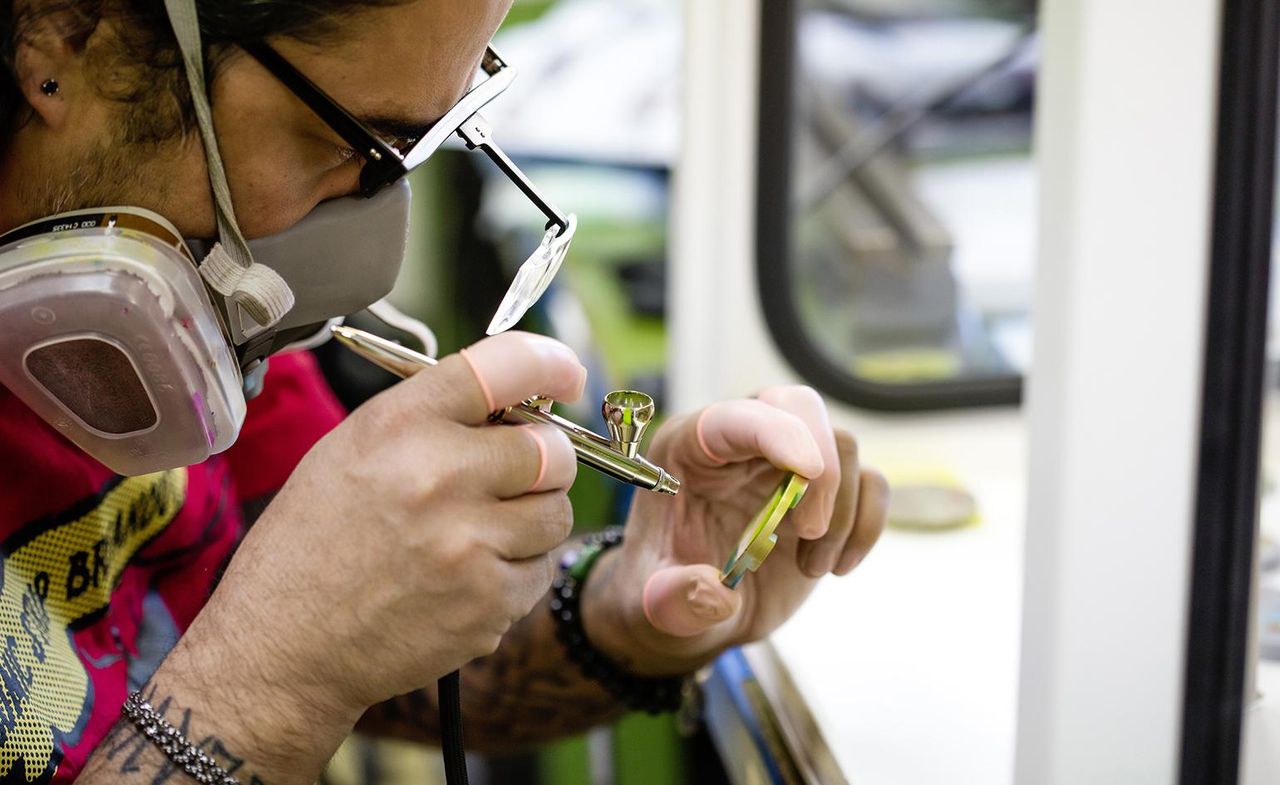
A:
11,27,79,129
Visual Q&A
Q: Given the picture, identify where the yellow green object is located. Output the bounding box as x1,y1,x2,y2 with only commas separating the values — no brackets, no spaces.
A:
850,347,963,383
879,465,979,531
721,473,810,589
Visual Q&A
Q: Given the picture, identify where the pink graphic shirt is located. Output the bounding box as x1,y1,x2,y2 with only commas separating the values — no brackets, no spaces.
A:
0,352,345,783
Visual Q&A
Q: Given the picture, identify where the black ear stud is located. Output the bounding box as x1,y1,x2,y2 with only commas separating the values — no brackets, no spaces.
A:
40,79,59,96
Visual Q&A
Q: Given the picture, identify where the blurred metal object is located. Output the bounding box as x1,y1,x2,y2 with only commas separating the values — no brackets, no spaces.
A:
721,473,810,588
331,325,680,495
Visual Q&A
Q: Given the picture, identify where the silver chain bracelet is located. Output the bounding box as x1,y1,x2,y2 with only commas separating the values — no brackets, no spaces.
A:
122,692,241,785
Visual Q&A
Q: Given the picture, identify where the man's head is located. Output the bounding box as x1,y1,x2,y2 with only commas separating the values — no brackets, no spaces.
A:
0,0,512,238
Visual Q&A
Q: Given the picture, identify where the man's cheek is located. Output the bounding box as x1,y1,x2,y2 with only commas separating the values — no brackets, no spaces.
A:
233,167,362,240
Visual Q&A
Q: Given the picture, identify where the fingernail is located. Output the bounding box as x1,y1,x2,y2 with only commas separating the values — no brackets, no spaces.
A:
529,334,579,367
575,364,588,398
833,552,866,577
696,407,729,465
803,543,839,578
686,577,733,621
787,429,825,478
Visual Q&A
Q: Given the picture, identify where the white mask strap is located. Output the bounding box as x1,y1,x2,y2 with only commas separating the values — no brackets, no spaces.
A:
162,0,294,337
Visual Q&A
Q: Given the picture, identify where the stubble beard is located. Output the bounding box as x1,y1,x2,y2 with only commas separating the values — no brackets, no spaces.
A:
13,127,184,221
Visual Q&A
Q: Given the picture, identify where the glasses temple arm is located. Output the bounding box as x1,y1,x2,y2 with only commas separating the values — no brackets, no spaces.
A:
243,42,398,167
456,115,570,235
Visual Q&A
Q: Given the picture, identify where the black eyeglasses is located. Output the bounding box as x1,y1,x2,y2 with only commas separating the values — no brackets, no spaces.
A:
242,41,577,334
242,42,570,236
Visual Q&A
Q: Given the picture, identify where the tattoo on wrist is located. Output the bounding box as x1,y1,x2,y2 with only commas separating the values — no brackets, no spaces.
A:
99,685,266,785
459,608,626,743
364,595,625,749
360,536,642,750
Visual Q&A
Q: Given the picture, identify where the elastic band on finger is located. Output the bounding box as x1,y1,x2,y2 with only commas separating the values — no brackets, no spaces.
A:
695,407,729,466
520,426,550,493
459,347,497,413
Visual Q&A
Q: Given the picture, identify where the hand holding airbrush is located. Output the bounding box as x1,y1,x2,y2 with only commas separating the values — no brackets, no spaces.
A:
332,324,831,588
331,325,681,496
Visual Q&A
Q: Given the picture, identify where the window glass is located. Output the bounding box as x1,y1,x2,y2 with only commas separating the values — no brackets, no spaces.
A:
761,0,1037,409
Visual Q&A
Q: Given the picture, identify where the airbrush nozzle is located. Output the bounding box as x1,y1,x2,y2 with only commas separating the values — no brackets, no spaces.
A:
330,325,680,496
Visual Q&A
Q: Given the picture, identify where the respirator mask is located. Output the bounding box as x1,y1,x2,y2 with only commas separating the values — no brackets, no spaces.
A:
0,0,576,476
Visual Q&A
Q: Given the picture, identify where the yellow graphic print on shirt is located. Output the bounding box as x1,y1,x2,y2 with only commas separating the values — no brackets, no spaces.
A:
0,470,186,782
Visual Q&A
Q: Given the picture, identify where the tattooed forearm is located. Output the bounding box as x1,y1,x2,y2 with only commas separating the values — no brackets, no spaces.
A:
79,685,267,785
359,587,626,751
361,593,626,750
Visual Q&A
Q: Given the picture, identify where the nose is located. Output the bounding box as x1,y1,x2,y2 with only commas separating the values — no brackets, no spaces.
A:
242,166,366,240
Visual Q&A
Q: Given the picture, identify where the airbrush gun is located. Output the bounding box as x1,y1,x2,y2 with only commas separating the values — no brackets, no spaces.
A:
330,325,681,496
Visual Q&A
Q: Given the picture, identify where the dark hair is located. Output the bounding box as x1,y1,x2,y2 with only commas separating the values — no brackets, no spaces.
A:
0,0,408,143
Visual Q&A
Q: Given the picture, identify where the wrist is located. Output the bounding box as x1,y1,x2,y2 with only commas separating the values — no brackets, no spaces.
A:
553,530,685,714
579,546,716,678
578,548,642,669
149,609,360,783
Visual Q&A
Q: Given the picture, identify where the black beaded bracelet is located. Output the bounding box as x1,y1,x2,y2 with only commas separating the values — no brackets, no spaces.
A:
550,527,686,714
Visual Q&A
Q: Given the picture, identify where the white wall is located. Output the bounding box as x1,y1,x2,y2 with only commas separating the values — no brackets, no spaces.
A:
1016,0,1221,782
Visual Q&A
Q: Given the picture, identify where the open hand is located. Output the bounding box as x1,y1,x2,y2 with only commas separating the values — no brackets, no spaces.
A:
583,386,888,675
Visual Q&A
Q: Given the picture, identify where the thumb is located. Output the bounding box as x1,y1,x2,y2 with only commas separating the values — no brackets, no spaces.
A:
642,564,743,638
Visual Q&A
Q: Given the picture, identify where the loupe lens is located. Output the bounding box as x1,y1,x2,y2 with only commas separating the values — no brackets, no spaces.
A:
486,216,576,335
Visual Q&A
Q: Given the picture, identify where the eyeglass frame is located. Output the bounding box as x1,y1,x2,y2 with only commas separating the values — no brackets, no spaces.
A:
241,42,571,236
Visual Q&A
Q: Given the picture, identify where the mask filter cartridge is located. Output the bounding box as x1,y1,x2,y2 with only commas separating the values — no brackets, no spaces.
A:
0,208,247,475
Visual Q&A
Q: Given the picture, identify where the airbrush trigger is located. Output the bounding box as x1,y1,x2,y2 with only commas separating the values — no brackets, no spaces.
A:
525,396,553,413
